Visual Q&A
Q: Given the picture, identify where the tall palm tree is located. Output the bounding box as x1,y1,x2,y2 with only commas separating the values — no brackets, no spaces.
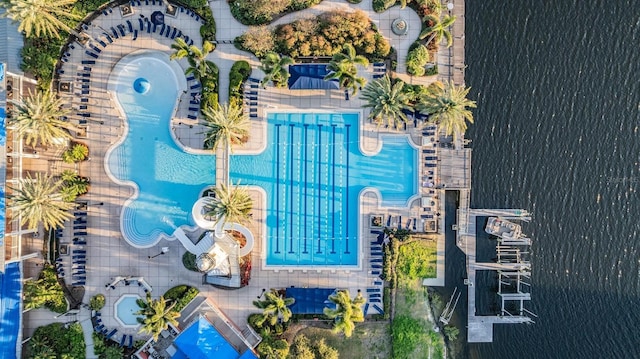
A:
360,75,412,130
416,81,476,139
200,102,249,153
253,289,295,327
259,52,293,88
135,294,181,342
324,44,369,95
9,90,75,147
9,173,74,230
0,0,81,39
419,14,456,48
323,290,365,338
204,183,253,226
170,38,216,81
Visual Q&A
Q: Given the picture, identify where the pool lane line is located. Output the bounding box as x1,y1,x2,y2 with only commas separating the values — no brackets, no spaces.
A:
303,124,309,254
275,124,281,254
289,124,295,254
331,125,336,254
345,124,350,255
317,124,323,254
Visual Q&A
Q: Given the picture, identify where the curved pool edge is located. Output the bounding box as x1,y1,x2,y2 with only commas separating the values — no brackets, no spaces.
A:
103,50,188,249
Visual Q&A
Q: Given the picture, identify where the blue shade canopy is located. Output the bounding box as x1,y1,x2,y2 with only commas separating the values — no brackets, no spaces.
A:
285,288,337,314
173,317,239,359
288,64,340,90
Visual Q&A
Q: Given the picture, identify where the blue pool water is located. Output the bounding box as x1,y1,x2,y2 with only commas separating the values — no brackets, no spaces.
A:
231,112,417,266
107,53,418,265
115,295,143,326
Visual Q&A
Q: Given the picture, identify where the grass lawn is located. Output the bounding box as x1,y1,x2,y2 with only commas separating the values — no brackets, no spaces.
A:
392,280,445,359
397,239,438,280
297,322,391,359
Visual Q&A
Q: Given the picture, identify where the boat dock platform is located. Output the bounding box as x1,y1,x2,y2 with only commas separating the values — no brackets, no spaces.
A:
455,207,535,342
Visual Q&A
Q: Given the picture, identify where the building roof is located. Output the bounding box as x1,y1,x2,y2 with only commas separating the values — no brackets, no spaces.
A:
285,287,337,315
288,64,339,90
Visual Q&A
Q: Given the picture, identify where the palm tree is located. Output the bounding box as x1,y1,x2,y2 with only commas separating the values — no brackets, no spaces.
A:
253,289,295,327
416,81,476,139
259,52,293,88
9,173,74,230
324,44,369,95
9,90,76,147
135,294,181,341
200,102,249,153
170,38,216,81
0,0,81,39
323,290,365,338
419,14,456,48
360,75,412,130
204,183,253,226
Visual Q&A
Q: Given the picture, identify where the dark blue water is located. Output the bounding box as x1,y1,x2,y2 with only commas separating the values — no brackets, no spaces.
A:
465,1,640,358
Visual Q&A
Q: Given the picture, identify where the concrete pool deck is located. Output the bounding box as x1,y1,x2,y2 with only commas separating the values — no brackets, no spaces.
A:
19,0,462,348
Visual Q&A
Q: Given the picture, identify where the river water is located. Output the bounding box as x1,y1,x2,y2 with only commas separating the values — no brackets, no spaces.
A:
460,1,640,358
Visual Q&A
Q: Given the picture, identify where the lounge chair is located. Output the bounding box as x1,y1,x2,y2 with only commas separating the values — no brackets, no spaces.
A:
132,30,138,41
374,280,383,286
164,25,172,38
138,18,144,30
373,304,384,314
369,293,382,298
106,329,117,340
371,251,383,256
245,91,258,96
250,113,258,118
72,256,85,260
118,25,125,36
187,114,197,120
190,83,201,90
159,24,166,36
371,246,382,251
81,60,96,65
120,334,126,347
95,325,104,332
371,270,380,275
364,303,369,315
74,260,87,265
111,27,119,39
371,264,382,269
171,28,177,39
85,51,99,59
127,20,133,33
128,335,133,348
75,231,88,236
186,75,195,81
366,288,381,293
370,258,383,263
369,298,382,303
188,107,199,112
74,225,87,230
189,100,200,105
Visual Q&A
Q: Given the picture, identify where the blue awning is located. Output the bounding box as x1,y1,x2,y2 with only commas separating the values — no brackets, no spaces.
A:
288,64,339,90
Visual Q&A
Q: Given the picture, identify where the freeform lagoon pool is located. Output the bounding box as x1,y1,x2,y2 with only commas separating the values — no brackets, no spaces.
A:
107,52,418,266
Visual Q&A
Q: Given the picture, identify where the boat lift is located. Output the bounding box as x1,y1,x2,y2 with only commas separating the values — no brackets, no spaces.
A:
439,287,461,325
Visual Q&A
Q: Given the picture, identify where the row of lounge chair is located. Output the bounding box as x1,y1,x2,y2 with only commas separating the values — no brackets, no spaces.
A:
186,74,201,120
246,78,260,119
94,313,132,346
127,0,206,25
373,62,386,79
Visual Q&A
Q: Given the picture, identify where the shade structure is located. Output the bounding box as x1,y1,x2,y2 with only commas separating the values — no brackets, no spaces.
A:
285,287,337,315
288,64,339,90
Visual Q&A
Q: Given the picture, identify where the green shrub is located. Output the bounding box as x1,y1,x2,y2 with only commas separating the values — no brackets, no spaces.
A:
182,252,198,271
270,10,390,60
256,332,289,359
93,332,106,356
425,64,438,76
391,316,426,359
62,143,89,163
90,294,106,311
230,0,321,26
198,6,216,42
23,265,67,313
164,285,199,312
444,325,459,341
372,0,395,12
102,345,124,359
229,60,252,106
29,323,85,358
20,36,61,91
60,170,90,202
406,42,430,76
347,0,363,3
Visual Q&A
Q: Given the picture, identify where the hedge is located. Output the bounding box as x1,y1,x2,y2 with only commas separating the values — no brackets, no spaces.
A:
164,285,200,312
